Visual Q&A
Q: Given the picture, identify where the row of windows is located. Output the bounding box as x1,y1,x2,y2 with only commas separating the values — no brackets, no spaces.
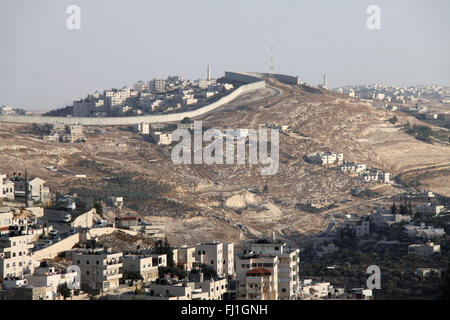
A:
241,263,273,268
5,260,31,268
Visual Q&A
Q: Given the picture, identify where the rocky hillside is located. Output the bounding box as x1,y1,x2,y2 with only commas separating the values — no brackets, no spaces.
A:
0,79,449,246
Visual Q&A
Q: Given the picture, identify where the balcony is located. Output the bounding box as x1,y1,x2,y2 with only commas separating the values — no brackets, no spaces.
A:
104,262,123,270
104,273,122,281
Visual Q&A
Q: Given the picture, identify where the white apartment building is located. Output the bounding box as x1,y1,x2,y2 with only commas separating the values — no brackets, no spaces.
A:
408,242,441,256
152,132,172,145
194,242,235,277
0,208,12,236
414,204,445,216
194,242,224,277
340,163,366,174
134,122,150,135
371,210,412,228
223,243,235,276
361,170,390,184
74,249,123,292
300,280,332,299
143,278,227,300
25,266,79,298
344,219,370,238
177,246,196,271
134,80,149,92
122,254,159,282
0,174,14,201
244,268,276,300
235,253,279,300
404,224,446,240
149,79,166,93
308,152,344,166
249,238,300,300
0,234,35,279
13,177,50,205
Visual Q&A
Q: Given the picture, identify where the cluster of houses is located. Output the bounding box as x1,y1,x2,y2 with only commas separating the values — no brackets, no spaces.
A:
340,161,391,184
73,71,234,117
0,197,367,302
316,202,447,260
133,122,174,146
307,151,344,166
306,154,391,184
1,172,50,207
43,123,86,143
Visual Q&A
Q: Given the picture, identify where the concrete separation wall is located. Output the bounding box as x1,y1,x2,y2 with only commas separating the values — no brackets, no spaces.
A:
72,209,95,229
32,233,80,261
0,80,265,126
86,227,137,239
224,71,300,85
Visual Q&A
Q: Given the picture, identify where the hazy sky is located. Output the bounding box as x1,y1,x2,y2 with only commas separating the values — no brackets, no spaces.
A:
1,0,449,111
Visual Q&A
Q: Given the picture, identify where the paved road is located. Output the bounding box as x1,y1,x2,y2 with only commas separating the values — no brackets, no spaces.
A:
39,208,79,235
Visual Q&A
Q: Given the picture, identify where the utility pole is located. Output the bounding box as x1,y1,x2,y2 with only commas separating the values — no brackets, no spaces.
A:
270,46,274,78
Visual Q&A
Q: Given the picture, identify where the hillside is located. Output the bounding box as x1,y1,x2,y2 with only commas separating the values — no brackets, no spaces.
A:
0,79,449,246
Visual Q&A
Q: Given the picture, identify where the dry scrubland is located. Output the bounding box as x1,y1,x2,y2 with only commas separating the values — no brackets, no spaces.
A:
0,79,449,246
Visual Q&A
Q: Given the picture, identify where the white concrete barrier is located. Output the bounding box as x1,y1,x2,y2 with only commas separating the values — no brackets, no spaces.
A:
72,209,95,229
0,81,265,126
224,71,300,85
87,227,137,239
32,233,80,261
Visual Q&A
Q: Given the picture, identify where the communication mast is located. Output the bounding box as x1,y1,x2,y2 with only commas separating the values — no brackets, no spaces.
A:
270,46,274,78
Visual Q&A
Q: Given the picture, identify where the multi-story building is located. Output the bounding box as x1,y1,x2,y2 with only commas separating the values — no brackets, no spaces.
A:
25,265,80,298
138,277,227,301
177,246,196,271
244,268,277,300
149,79,166,93
408,242,441,256
404,224,446,240
0,234,35,279
151,132,172,145
223,243,235,276
134,80,149,92
13,175,50,205
74,248,123,292
122,254,159,283
308,152,344,166
235,252,279,300
248,238,300,300
195,242,234,277
0,174,14,201
134,122,150,135
414,204,445,216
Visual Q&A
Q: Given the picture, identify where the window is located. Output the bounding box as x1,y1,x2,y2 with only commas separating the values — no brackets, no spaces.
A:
77,260,80,264
211,260,214,265
86,260,90,264
282,288,287,292
275,247,279,251
86,271,89,275
96,261,99,265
